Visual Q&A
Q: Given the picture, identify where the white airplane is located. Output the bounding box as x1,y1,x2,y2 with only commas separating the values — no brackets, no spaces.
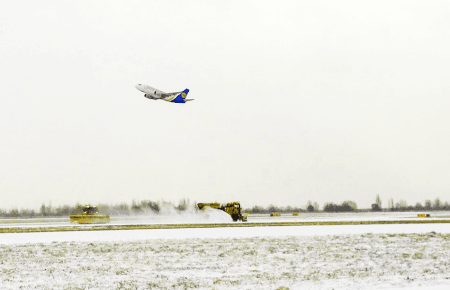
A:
135,84,192,103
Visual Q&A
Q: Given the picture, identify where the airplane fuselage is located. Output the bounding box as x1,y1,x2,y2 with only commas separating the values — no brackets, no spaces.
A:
135,84,164,100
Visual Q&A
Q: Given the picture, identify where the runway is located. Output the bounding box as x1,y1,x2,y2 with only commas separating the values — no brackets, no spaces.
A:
1,211,450,232
1,211,450,245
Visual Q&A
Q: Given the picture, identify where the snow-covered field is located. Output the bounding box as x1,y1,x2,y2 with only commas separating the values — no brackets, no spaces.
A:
1,211,450,289
1,231,450,289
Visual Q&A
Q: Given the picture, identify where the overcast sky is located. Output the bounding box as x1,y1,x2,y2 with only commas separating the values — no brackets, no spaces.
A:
1,1,449,211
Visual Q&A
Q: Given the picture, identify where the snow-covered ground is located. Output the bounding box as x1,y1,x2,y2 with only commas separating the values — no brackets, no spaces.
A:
1,231,450,289
1,223,450,245
1,211,450,289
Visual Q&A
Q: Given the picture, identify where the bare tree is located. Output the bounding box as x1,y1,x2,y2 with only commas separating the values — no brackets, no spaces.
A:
395,199,408,210
375,194,382,208
342,200,357,210
372,194,382,211
10,208,19,217
251,205,264,214
433,198,441,210
313,202,319,211
388,198,394,210
306,201,319,212
40,203,46,216
371,203,381,211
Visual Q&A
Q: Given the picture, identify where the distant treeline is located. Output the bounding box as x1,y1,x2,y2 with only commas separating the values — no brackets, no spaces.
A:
1,196,449,218
1,200,166,218
247,205,303,214
377,197,450,212
319,196,449,213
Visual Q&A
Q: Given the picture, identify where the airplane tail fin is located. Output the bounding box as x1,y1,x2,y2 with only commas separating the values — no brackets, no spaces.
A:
178,89,194,103
181,89,189,99
180,89,193,102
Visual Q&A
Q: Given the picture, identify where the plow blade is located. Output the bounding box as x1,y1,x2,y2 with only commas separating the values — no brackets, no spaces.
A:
69,215,110,224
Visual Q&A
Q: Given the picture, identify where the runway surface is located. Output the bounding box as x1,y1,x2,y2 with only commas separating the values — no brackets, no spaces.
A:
1,211,449,245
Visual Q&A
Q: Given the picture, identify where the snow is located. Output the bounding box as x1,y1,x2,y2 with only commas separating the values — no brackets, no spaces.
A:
1,232,450,289
389,286,450,290
1,212,450,289
1,222,450,245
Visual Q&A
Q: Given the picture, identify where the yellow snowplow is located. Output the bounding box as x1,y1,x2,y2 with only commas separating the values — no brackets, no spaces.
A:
197,201,248,222
69,204,110,224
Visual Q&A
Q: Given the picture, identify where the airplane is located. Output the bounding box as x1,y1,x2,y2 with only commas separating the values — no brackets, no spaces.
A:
135,84,193,103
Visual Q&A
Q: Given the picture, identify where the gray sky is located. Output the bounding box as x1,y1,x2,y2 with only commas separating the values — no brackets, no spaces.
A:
1,0,450,211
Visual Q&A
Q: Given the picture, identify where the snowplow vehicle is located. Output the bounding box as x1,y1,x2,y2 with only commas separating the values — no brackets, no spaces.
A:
197,201,247,222
69,204,110,224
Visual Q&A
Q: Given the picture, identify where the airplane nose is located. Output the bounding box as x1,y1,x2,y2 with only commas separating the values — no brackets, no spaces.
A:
135,84,141,89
